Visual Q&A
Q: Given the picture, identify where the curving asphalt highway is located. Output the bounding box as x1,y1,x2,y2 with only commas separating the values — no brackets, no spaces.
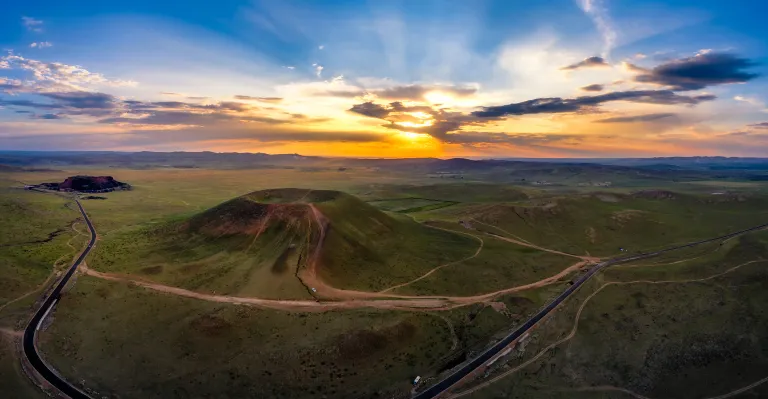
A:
22,198,94,399
413,222,768,399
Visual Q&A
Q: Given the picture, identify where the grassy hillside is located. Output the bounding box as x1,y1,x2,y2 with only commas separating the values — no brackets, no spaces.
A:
89,189,477,296
428,191,768,257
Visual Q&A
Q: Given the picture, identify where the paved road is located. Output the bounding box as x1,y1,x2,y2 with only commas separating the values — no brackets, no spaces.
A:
413,222,768,399
22,198,94,399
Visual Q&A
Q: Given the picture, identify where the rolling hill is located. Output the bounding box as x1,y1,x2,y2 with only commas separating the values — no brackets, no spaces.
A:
88,188,477,298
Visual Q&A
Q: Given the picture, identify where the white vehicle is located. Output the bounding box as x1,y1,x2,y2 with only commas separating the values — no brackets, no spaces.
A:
413,376,421,385
311,287,317,293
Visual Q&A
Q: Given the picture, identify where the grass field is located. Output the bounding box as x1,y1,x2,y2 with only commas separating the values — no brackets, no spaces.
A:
425,191,768,257
389,222,577,296
40,276,456,399
0,181,83,397
3,166,768,399
460,230,768,399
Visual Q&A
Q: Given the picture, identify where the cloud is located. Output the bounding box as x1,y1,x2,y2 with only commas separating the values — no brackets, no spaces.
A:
348,102,390,119
734,95,768,112
576,0,616,58
316,83,478,101
313,63,324,77
318,45,325,50
580,84,604,92
749,122,768,129
561,56,610,71
33,113,65,120
187,96,210,100
595,113,677,123
22,17,43,33
1,91,117,117
632,52,760,90
40,92,117,109
0,78,23,91
30,42,53,49
472,90,715,118
374,84,477,101
1,55,137,91
347,100,489,140
234,95,283,102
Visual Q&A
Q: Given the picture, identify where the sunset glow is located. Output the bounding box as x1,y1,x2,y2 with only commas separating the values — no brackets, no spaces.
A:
0,1,766,157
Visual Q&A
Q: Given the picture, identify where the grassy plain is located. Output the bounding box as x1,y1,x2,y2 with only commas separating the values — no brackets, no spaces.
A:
3,166,768,399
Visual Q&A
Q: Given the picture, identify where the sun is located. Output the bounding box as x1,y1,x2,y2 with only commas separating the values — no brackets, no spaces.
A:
398,131,428,141
424,91,454,105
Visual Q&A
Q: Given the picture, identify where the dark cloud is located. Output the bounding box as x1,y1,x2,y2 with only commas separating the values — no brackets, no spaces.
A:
0,98,61,110
319,84,477,101
39,91,117,109
561,56,609,70
187,96,209,100
721,131,751,136
15,110,32,114
595,113,677,123
33,113,64,120
749,122,768,129
580,84,605,92
633,52,760,90
374,84,477,101
98,111,288,126
472,90,715,118
234,95,283,102
348,102,391,119
348,101,490,140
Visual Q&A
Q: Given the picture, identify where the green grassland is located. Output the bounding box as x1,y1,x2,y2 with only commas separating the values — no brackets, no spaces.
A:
40,276,455,399
462,230,768,399
389,222,577,296
425,191,768,257
0,183,82,398
3,166,768,399
0,187,81,307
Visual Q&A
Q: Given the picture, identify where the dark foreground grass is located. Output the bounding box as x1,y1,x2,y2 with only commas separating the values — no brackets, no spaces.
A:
40,277,455,399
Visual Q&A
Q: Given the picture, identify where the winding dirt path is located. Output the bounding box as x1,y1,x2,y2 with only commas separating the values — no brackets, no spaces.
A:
470,218,533,245
449,259,768,398
485,232,599,262
379,230,484,294
79,206,595,311
82,259,589,312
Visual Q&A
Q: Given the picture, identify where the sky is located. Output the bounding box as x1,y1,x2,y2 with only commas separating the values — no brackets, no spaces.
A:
1,0,767,158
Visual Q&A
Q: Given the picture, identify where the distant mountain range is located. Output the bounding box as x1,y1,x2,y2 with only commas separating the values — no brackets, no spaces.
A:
1,152,767,182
